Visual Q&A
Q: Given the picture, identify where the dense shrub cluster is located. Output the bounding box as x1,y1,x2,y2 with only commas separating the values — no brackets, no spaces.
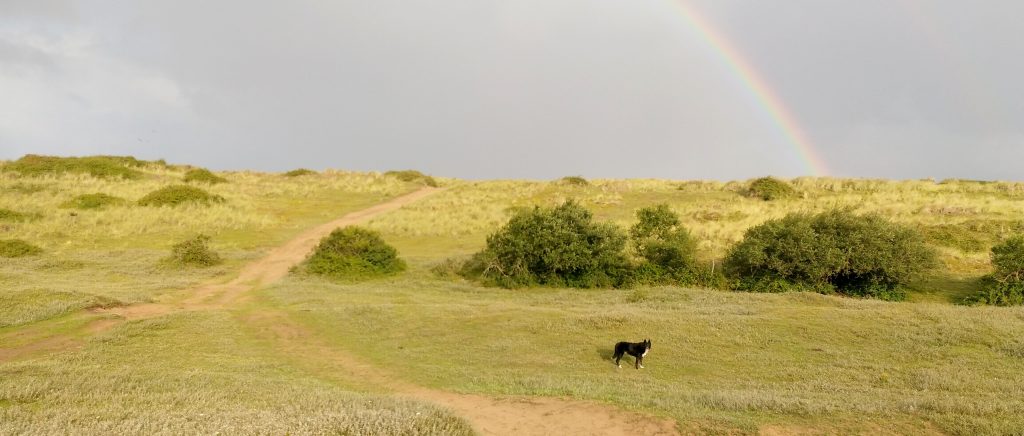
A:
724,210,936,300
384,170,439,187
560,176,589,186
283,168,317,177
2,155,155,179
969,236,1024,305
137,185,225,207
0,239,43,258
461,201,630,288
303,227,406,280
183,168,228,184
168,234,222,267
60,193,127,210
629,204,698,283
746,177,796,201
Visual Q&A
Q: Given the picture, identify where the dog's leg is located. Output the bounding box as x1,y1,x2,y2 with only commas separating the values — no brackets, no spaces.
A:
613,352,622,368
638,355,644,369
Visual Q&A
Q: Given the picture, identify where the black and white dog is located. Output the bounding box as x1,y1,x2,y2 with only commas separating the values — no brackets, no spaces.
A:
612,339,651,369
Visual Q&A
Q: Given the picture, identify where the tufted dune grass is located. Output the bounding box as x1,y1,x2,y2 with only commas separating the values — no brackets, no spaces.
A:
4,167,1024,434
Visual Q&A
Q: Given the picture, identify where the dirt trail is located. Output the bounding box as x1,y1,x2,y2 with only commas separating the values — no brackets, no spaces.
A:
3,186,680,435
244,311,680,436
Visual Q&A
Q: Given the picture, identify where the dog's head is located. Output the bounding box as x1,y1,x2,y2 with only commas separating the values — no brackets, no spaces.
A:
644,339,651,350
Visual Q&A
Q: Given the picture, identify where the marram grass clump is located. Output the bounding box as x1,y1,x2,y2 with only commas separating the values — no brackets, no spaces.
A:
746,176,797,201
0,239,43,258
301,227,406,280
166,234,222,267
2,154,153,179
283,168,317,177
182,168,228,184
137,185,225,207
384,170,439,187
60,193,127,210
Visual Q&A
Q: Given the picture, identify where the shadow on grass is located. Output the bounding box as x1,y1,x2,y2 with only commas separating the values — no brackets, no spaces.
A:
907,273,985,304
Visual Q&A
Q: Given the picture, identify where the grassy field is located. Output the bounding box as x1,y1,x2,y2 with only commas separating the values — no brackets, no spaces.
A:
3,159,1024,434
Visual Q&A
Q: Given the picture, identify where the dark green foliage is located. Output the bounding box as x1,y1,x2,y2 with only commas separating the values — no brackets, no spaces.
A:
137,185,225,207
463,201,630,288
0,239,43,258
284,168,317,177
303,227,406,280
746,177,796,201
60,193,127,210
969,236,1024,305
182,168,228,184
384,170,439,187
560,176,589,186
168,234,222,267
2,154,154,179
629,204,699,284
724,209,936,300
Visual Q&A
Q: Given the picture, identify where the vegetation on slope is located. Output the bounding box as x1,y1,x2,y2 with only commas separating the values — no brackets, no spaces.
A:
182,168,228,184
969,235,1024,305
166,234,222,267
60,193,127,210
725,209,937,300
745,176,797,200
137,185,225,207
2,154,160,179
385,169,439,187
300,227,406,280
283,168,317,177
0,239,43,258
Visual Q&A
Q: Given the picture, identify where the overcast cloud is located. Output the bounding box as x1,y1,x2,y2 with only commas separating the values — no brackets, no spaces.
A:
1,0,1022,180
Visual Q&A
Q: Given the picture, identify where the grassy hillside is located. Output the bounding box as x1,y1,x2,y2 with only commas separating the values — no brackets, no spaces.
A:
2,158,1023,434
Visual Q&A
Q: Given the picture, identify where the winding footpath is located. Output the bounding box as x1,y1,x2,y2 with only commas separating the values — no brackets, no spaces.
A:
0,186,679,435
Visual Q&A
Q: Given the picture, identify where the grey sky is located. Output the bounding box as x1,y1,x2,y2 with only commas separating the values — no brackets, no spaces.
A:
1,1,1022,180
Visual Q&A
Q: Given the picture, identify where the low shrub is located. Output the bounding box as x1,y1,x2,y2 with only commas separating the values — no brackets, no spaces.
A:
560,176,589,186
629,204,699,284
284,168,317,177
60,193,127,210
3,154,152,179
138,185,225,207
182,168,228,184
969,236,1024,305
167,234,222,267
302,227,406,280
0,239,43,258
746,176,796,201
384,170,439,187
462,201,630,288
724,209,936,300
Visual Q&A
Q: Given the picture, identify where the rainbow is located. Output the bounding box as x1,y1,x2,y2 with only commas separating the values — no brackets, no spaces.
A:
667,1,830,176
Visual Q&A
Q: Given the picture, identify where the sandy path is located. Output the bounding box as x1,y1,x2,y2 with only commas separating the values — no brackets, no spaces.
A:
244,311,680,436
3,186,680,435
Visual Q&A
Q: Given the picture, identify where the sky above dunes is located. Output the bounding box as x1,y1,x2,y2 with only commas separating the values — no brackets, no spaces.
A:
1,1,1023,180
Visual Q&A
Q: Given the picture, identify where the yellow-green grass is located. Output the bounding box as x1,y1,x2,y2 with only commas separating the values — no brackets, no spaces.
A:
263,252,1024,434
0,166,413,327
0,310,472,434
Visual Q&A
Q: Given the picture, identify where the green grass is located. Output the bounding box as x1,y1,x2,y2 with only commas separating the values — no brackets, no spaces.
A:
5,171,1024,433
182,168,228,184
59,193,127,210
137,185,225,207
2,155,157,179
0,311,472,434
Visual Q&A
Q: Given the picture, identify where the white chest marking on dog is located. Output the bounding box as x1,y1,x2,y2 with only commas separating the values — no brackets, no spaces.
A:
641,349,648,357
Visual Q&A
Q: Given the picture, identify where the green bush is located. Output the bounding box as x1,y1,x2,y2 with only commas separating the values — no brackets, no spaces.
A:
746,177,796,201
969,236,1024,305
462,201,630,288
284,168,317,177
182,168,228,184
60,193,127,210
629,204,699,283
138,185,225,207
302,227,406,280
2,154,153,179
560,176,589,186
724,209,936,300
0,239,43,258
167,234,222,267
384,170,439,187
